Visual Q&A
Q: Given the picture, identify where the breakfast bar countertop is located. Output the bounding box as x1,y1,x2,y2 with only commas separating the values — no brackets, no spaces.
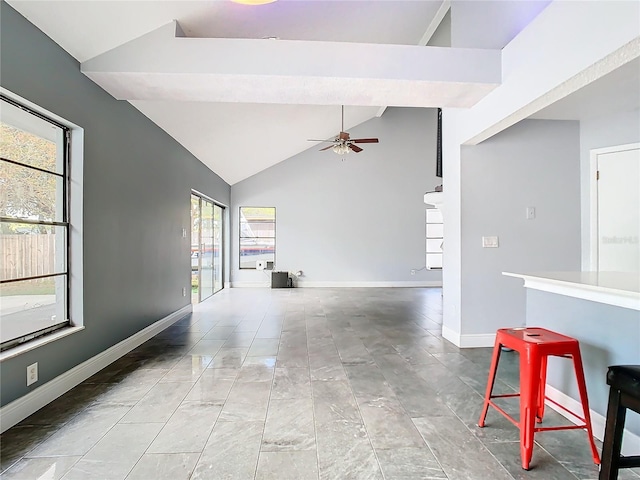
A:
502,271,640,311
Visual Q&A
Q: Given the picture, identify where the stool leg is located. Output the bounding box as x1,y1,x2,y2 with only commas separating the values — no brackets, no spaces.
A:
478,339,502,428
571,351,601,465
536,355,548,423
520,349,540,470
599,387,625,480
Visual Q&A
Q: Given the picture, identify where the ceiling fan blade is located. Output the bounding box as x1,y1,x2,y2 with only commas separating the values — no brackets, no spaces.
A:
351,138,379,144
308,139,337,143
339,131,350,141
319,145,334,151
349,144,363,153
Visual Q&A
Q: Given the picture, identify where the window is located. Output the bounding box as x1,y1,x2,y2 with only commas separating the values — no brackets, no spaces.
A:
0,95,70,351
426,208,443,270
239,207,275,269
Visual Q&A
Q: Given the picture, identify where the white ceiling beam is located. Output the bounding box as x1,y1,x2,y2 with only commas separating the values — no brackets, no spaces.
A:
81,20,501,108
377,0,451,117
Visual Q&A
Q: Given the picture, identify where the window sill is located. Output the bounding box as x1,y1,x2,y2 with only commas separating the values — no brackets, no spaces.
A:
0,326,84,363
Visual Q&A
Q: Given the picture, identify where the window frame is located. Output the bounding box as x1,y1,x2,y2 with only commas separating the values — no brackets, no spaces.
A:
0,93,74,352
239,206,276,270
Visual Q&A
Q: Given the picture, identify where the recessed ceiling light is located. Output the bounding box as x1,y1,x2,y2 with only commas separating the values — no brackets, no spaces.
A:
231,0,277,5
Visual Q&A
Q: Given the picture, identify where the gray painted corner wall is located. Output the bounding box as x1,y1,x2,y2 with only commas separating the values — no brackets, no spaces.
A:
230,107,442,286
579,108,640,270
0,2,230,406
460,119,581,335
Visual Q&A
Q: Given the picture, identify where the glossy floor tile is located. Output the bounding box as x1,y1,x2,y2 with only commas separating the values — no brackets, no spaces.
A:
2,287,639,479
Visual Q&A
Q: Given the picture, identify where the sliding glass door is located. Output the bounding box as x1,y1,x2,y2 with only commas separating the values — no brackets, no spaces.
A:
191,193,224,303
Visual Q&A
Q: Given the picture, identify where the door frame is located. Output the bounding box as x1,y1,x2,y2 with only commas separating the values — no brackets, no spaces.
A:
589,142,640,270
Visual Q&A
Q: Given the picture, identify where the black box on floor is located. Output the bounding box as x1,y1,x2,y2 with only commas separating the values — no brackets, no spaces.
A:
271,271,289,288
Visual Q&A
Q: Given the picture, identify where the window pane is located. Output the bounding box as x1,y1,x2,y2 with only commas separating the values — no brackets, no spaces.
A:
426,239,443,253
241,207,275,222
1,160,64,221
1,223,67,281
241,222,275,238
0,275,67,345
426,223,444,238
240,238,275,269
0,99,63,174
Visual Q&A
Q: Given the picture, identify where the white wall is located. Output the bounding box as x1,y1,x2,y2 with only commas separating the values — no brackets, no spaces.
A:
230,107,442,287
460,119,581,341
580,108,640,269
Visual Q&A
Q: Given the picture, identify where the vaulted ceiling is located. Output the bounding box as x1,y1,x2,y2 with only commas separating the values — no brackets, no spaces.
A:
7,0,555,184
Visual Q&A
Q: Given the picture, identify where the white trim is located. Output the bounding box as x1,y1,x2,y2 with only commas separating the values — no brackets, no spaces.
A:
442,325,461,347
0,327,84,363
231,282,270,288
294,281,442,288
231,281,443,288
545,384,640,457
441,327,495,348
0,304,192,433
458,333,496,348
589,143,640,271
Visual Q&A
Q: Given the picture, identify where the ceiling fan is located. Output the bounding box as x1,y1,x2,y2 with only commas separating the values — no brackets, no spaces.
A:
308,106,379,154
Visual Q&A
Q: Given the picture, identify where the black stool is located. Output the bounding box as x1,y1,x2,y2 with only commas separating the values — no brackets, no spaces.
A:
599,365,640,480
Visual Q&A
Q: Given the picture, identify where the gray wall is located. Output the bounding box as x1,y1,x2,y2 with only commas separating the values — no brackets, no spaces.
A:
460,119,581,336
580,108,640,269
230,107,442,287
527,289,640,438
0,2,230,406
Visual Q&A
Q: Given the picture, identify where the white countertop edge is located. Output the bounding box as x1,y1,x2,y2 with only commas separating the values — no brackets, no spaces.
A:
503,272,640,311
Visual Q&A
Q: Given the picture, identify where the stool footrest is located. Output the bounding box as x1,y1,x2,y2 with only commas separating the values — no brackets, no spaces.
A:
619,456,640,469
484,400,520,428
534,424,589,433
489,393,520,400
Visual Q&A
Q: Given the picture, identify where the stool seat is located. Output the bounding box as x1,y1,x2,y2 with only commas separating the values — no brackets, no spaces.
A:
607,365,640,398
599,365,640,479
478,327,600,470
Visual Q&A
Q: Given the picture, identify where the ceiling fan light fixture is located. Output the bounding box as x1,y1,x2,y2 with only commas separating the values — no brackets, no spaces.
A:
332,144,350,155
231,0,277,5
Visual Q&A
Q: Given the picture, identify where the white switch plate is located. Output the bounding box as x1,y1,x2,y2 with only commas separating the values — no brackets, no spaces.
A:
482,236,499,248
526,207,536,220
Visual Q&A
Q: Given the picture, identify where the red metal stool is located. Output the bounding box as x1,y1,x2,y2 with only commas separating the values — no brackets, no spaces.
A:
478,327,600,470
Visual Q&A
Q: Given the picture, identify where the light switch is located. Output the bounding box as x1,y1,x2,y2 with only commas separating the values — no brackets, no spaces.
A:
482,236,499,248
526,207,536,220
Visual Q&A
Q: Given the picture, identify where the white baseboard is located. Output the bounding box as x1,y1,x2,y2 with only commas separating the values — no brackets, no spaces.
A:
230,281,442,288
230,282,270,288
442,325,461,347
441,327,495,348
545,384,640,456
0,304,192,433
293,281,442,288
459,333,496,348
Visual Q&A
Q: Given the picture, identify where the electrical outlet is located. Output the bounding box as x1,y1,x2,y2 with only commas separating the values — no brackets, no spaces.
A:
27,362,38,386
182,287,186,297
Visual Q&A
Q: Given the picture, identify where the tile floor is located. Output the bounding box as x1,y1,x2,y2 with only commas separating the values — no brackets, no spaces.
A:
1,287,639,479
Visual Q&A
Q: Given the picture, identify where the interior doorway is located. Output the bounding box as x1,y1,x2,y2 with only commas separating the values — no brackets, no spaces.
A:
191,193,224,303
